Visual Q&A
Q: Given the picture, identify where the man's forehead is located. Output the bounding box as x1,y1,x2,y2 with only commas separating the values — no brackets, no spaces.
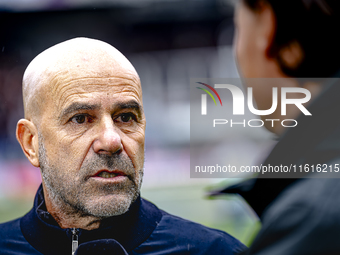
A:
55,79,143,113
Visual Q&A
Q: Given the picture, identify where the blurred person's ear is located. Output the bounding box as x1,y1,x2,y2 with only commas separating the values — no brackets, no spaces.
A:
16,119,40,167
277,40,304,70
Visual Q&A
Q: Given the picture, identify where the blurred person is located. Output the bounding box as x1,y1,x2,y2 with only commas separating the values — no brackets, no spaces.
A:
0,38,246,255
212,0,340,254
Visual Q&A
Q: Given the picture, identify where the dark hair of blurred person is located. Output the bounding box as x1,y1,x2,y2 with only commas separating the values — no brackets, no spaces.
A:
242,0,340,78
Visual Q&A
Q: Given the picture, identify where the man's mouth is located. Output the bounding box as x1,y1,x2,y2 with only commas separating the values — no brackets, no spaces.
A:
94,170,126,179
97,172,120,178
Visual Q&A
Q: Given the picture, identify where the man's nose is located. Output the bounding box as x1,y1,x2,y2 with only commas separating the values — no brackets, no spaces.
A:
93,116,122,155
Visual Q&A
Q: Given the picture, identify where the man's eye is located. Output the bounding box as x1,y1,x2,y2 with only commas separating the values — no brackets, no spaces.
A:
71,115,88,124
116,113,136,123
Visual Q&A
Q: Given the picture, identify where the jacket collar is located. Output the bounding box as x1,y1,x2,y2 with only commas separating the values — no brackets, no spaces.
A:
20,184,162,255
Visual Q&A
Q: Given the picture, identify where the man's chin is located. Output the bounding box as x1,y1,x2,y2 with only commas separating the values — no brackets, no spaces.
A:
80,193,137,218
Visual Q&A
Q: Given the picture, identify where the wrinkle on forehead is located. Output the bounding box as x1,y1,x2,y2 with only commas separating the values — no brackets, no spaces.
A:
51,75,140,98
22,37,141,122
56,78,142,112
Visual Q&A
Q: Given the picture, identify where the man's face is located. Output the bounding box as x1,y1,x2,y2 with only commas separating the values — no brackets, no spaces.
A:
37,61,145,218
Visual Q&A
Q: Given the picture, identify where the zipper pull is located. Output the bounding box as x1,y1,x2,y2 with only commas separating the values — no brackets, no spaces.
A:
71,228,79,255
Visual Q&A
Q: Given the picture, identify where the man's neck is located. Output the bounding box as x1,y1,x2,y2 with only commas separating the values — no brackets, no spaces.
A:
42,184,103,230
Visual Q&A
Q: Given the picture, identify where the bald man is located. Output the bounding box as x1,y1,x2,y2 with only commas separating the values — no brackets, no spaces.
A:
0,38,246,255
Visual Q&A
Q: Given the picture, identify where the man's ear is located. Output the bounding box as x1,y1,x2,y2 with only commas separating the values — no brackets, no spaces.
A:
16,119,40,167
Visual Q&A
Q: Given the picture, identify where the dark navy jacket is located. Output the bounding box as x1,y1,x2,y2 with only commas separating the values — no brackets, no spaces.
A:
0,185,246,255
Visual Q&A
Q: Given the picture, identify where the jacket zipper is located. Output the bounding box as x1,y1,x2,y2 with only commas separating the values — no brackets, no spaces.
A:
71,228,79,255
